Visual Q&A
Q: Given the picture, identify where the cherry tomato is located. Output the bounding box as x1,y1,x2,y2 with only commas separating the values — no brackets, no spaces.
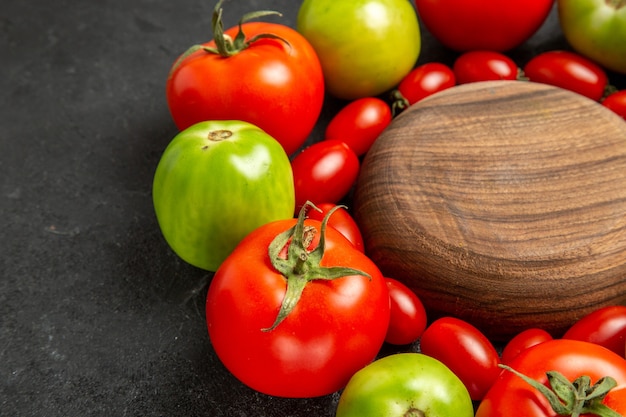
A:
562,305,626,357
206,204,390,397
603,90,626,120
384,278,427,345
395,62,456,107
166,3,324,156
325,97,392,157
306,203,364,252
419,316,501,400
500,328,553,365
291,140,360,211
453,50,519,84
476,339,626,417
523,50,609,101
413,0,553,52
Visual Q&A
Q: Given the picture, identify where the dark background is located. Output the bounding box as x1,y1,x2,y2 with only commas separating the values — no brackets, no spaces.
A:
2,1,625,416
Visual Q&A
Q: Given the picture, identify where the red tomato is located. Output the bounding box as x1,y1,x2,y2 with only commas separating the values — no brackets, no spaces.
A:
395,62,456,107
453,50,519,84
206,206,390,397
476,339,626,417
562,305,626,357
523,50,609,102
501,328,553,365
384,278,427,345
306,203,364,252
603,90,626,120
291,140,360,211
325,97,392,157
419,316,501,400
413,0,553,52
166,6,324,156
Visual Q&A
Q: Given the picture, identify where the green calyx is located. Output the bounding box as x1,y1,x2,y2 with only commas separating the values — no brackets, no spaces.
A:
499,364,622,417
263,201,371,332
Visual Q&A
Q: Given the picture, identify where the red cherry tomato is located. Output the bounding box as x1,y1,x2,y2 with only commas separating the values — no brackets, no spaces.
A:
306,203,364,252
603,90,626,120
523,50,609,101
562,305,626,356
291,140,360,211
419,316,501,400
453,50,519,84
500,328,553,365
325,98,392,157
396,62,456,106
384,278,427,345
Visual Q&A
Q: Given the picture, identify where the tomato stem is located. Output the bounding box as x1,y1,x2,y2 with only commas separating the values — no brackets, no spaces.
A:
263,201,371,332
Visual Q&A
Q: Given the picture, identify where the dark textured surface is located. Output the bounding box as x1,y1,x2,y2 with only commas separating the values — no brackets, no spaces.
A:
2,1,625,416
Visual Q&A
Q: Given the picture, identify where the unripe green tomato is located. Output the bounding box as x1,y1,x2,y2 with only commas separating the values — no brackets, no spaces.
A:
336,353,474,417
297,0,421,100
152,120,295,271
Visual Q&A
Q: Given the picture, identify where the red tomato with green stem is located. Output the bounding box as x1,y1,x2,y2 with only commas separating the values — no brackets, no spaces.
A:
563,305,626,357
291,140,360,212
384,278,427,345
476,339,626,417
166,1,325,156
523,50,609,102
324,97,392,157
205,203,390,398
603,90,626,120
391,62,456,114
501,328,553,365
305,203,364,252
413,0,553,52
419,316,501,400
453,50,520,84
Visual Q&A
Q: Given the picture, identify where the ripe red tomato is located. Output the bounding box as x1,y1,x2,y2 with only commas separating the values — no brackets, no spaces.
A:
413,0,553,52
603,90,626,120
563,305,626,357
476,339,626,417
305,203,364,252
419,316,501,400
324,97,392,157
501,328,553,365
394,62,456,109
523,50,609,101
206,206,390,398
291,140,360,211
453,50,519,84
166,5,324,156
384,278,427,345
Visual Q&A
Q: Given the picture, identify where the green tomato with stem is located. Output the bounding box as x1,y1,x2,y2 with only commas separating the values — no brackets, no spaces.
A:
152,120,295,272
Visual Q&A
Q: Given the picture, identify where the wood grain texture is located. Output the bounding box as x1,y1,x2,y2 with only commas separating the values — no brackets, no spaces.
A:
353,80,626,341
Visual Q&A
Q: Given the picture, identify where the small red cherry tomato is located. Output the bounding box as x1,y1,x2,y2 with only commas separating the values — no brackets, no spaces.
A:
453,50,519,84
419,316,501,401
384,278,427,345
603,90,626,120
325,97,392,157
291,140,360,211
396,62,456,106
306,203,364,252
523,50,608,101
562,305,626,356
500,328,553,365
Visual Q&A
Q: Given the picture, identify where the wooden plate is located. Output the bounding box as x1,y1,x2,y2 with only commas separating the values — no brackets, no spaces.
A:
353,81,626,340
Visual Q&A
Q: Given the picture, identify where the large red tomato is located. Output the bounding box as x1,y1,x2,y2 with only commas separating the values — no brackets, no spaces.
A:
205,204,390,398
166,3,324,156
476,339,626,417
413,0,554,52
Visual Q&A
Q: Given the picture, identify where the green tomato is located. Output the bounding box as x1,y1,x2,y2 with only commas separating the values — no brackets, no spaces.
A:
557,0,626,74
336,353,474,417
297,0,421,100
152,120,295,272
